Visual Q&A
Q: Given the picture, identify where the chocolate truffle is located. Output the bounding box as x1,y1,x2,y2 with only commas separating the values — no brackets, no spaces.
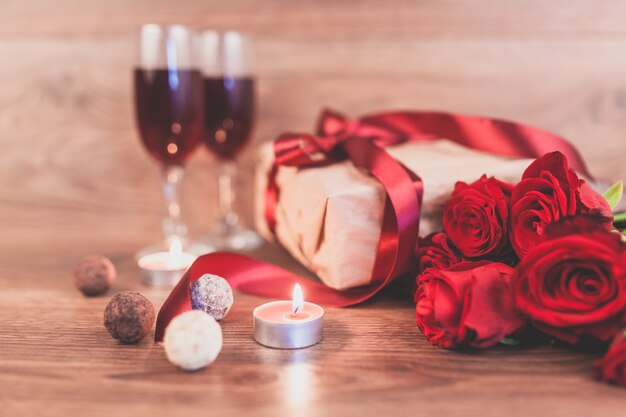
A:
190,274,233,321
74,255,116,296
164,310,223,371
104,292,155,343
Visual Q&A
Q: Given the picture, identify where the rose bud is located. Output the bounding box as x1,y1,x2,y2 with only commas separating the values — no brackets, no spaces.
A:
513,217,626,344
415,233,464,273
594,330,626,387
442,175,515,260
509,151,613,258
415,261,525,348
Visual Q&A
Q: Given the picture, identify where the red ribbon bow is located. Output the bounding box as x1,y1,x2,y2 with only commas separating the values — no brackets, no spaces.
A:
155,109,591,342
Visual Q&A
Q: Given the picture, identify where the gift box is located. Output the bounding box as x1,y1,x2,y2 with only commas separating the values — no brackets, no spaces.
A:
157,109,603,343
255,138,534,291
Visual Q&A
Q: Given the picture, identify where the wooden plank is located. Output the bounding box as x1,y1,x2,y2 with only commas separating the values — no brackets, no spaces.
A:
0,251,625,417
1,0,626,40
0,38,624,252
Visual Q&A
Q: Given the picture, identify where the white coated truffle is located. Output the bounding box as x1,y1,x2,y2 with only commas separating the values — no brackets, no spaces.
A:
163,310,223,371
190,274,234,321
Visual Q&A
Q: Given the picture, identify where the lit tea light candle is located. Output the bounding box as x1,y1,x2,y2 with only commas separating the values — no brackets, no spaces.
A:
138,239,196,286
253,283,324,349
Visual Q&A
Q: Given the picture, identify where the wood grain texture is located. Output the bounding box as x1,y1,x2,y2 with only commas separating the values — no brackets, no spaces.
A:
2,0,626,40
1,37,625,251
1,1,626,416
1,245,626,417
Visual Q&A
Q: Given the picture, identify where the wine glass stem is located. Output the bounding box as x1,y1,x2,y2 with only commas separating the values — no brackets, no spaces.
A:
217,159,239,233
161,165,187,244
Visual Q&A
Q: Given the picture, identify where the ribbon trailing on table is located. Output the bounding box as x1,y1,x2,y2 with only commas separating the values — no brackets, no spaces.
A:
155,109,592,341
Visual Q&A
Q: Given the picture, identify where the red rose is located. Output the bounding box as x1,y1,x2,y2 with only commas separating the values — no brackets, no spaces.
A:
415,233,464,273
442,175,514,260
509,151,613,258
415,261,525,348
594,330,626,386
513,218,626,344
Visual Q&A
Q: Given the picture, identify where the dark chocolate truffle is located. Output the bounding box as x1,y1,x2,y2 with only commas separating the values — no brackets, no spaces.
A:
74,255,116,296
104,292,155,343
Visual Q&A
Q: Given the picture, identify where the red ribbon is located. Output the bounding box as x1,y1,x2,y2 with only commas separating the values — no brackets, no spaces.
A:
155,109,591,342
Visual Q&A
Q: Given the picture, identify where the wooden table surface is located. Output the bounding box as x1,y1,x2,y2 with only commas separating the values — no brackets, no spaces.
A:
2,242,626,417
2,1,626,416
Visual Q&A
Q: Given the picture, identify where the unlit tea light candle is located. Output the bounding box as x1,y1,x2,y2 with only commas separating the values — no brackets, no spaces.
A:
253,283,324,349
138,239,196,286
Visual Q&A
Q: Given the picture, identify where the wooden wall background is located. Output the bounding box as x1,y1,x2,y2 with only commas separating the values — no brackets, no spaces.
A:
1,0,625,261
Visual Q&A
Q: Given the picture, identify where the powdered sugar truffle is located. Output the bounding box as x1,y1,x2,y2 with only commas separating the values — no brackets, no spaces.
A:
190,274,233,321
163,310,223,371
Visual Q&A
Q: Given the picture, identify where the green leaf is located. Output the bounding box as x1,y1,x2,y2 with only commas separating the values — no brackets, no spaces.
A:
499,337,521,346
614,211,626,223
603,180,623,210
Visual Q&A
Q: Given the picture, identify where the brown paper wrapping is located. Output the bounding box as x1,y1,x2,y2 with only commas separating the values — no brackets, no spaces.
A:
255,140,535,291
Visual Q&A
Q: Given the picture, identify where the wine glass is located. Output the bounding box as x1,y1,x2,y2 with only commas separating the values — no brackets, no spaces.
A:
199,31,263,250
134,24,212,261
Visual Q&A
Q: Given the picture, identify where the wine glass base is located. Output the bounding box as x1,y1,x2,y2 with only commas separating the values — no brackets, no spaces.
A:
184,241,216,257
202,227,264,251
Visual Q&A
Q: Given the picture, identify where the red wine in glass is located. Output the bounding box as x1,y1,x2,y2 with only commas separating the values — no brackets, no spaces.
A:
203,76,255,160
134,68,204,165
198,31,262,250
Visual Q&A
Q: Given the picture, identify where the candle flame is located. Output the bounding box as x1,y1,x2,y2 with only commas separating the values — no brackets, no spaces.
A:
292,283,304,315
167,239,184,268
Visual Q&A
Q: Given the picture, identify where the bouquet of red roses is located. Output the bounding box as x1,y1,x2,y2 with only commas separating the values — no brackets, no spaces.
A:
414,151,626,386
